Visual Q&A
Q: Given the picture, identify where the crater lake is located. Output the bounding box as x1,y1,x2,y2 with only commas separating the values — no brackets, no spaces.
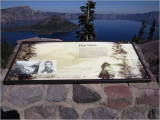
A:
2,20,159,46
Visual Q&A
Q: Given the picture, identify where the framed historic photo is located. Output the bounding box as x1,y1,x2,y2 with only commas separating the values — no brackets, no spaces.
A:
3,41,151,84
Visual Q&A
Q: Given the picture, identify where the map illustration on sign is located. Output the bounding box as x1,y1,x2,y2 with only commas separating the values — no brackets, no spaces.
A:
4,42,149,83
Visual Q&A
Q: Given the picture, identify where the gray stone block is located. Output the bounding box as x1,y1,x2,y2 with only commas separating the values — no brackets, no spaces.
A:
7,86,43,107
46,85,68,102
59,106,79,119
73,84,101,103
121,106,146,119
83,106,117,119
24,104,57,119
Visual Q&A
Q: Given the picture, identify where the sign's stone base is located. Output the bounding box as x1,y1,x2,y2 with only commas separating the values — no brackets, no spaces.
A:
1,81,159,119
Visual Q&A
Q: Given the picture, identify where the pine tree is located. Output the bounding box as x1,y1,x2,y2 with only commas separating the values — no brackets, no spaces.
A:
147,19,156,40
76,0,96,41
1,37,13,68
132,34,137,43
138,20,146,42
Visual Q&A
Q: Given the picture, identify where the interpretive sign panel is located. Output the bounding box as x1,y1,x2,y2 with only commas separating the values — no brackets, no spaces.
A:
4,42,151,84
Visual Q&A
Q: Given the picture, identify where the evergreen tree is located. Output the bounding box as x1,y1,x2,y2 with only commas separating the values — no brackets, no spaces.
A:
1,37,13,68
76,0,96,41
147,19,156,40
138,20,146,42
132,34,137,43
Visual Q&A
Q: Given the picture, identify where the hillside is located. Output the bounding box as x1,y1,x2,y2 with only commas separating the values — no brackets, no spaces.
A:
1,6,53,28
30,15,79,35
59,12,159,25
1,6,159,28
2,15,79,35
94,11,159,25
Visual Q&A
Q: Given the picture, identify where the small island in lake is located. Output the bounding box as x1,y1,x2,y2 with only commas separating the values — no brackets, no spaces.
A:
31,15,79,35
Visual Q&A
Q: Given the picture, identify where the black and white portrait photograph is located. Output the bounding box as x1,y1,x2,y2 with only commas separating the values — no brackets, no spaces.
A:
38,61,56,74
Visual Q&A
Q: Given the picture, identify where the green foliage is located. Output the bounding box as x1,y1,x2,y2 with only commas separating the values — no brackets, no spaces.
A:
138,20,146,38
1,37,13,68
132,20,147,43
76,0,96,41
132,34,137,42
147,19,156,40
136,20,146,43
132,19,157,44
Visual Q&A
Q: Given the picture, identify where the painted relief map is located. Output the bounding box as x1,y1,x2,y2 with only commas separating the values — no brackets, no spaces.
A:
6,42,148,81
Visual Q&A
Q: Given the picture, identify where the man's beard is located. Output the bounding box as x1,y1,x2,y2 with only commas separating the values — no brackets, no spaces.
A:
45,67,50,70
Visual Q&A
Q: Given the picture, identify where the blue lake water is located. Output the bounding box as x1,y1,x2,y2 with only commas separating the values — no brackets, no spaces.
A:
2,20,159,46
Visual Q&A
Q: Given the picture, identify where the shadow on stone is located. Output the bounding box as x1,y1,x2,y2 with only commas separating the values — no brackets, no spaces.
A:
148,109,159,119
1,108,20,119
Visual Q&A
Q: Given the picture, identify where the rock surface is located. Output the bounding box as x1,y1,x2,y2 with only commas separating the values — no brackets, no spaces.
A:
46,85,68,102
129,82,159,89
104,85,132,99
1,106,16,112
1,6,51,27
1,81,8,103
107,99,132,111
83,106,117,119
105,85,132,110
24,104,57,119
121,106,146,119
59,106,79,119
73,85,101,103
136,89,159,106
7,86,43,107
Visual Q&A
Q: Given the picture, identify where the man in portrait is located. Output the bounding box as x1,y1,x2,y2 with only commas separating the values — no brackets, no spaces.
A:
41,61,54,74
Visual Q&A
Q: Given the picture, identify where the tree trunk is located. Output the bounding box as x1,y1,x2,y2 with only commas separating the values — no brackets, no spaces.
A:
87,0,90,25
86,0,91,41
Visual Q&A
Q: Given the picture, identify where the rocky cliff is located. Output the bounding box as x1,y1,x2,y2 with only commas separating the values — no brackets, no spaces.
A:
1,6,53,28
